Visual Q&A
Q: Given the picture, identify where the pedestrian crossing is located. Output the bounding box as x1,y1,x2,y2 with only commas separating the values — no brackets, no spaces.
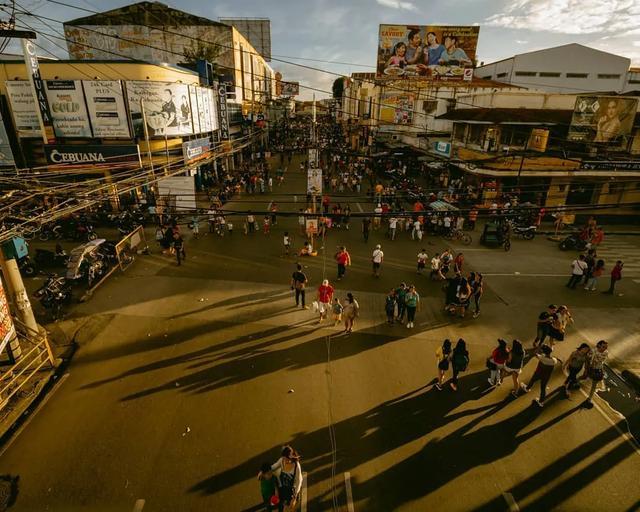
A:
596,236,640,277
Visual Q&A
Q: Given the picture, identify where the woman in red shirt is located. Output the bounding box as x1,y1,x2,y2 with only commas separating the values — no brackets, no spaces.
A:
488,339,510,387
605,260,623,294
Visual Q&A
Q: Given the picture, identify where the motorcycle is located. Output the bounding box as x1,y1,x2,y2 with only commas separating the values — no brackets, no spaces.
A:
507,221,537,240
34,275,72,321
39,224,64,241
559,232,588,251
17,255,37,277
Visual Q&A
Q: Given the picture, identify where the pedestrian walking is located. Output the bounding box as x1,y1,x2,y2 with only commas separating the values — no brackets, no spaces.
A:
335,246,351,280
257,463,280,512
362,217,371,243
405,284,420,328
417,249,428,274
331,297,343,326
372,244,384,277
283,232,291,257
584,259,604,291
566,254,587,289
317,279,334,323
435,339,452,390
603,260,623,295
488,339,509,386
342,292,360,333
582,340,609,407
291,264,308,309
388,216,398,240
563,342,590,398
190,215,200,239
430,253,443,280
533,304,557,348
453,252,464,273
247,211,256,234
172,233,186,266
450,338,469,391
523,344,558,407
504,339,525,397
470,272,484,318
395,282,407,323
373,203,382,230
385,289,397,324
411,218,422,241
266,446,302,512
263,216,271,235
298,209,306,235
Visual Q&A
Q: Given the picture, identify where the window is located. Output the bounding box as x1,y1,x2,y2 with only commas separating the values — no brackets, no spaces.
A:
608,182,625,194
515,71,536,76
566,73,588,78
423,100,438,113
497,72,508,78
630,80,640,84
481,75,492,80
598,74,621,79
453,123,466,142
539,72,561,77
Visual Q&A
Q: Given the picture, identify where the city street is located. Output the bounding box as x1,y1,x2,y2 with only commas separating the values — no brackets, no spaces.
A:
0,156,639,511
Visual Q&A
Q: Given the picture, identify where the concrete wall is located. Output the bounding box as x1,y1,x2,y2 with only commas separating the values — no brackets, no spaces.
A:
457,91,576,110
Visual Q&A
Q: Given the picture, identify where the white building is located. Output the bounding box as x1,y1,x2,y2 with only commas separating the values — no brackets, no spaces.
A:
475,44,634,94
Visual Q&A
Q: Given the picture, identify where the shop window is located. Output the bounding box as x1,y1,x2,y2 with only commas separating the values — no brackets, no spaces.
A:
597,74,621,79
566,73,588,78
497,72,508,78
453,123,466,142
515,71,536,76
468,125,484,145
423,100,438,113
500,127,514,146
539,72,561,77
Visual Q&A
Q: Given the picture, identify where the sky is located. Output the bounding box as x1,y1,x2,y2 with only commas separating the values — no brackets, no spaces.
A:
5,0,640,100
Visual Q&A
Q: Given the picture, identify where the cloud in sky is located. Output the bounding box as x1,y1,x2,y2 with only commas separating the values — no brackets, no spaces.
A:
375,0,417,11
486,0,640,36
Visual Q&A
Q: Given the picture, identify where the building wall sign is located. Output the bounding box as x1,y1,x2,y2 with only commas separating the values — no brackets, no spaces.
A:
45,80,92,138
82,80,131,138
580,160,640,171
44,144,141,165
21,39,55,143
217,82,230,140
182,137,211,164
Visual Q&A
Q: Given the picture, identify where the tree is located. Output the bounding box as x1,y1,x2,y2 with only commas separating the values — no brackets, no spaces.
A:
332,77,344,101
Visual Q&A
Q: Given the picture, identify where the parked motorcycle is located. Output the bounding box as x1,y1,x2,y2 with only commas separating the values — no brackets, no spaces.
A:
17,254,36,277
34,274,72,320
507,221,537,240
559,232,588,251
34,247,69,268
39,224,64,241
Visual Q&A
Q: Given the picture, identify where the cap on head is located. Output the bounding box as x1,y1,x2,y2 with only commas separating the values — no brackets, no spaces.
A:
376,244,381,249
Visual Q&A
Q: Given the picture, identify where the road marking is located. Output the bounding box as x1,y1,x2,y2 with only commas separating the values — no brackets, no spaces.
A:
301,472,308,512
482,273,567,277
294,195,298,203
355,203,363,212
344,472,355,512
0,372,70,458
132,499,145,512
502,492,520,512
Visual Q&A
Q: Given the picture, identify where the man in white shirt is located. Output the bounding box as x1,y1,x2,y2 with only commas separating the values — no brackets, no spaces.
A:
389,217,398,240
372,244,384,277
431,253,442,280
417,250,428,274
443,215,452,235
412,219,422,240
567,254,588,289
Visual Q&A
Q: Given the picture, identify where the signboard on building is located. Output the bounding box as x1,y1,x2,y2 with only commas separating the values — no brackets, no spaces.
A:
157,176,196,212
307,168,322,194
207,88,219,131
217,82,230,140
580,160,640,171
21,39,55,143
5,81,41,137
433,141,451,157
376,25,479,81
528,128,549,152
45,80,92,138
0,111,15,167
568,95,639,144
308,148,318,168
126,81,194,138
188,86,200,134
0,278,16,356
280,82,300,96
182,137,211,164
379,90,415,125
305,218,318,235
82,80,131,138
44,144,141,166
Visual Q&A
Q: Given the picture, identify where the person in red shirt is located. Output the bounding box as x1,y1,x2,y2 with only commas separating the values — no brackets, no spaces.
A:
317,279,335,322
335,246,351,280
488,339,510,386
454,252,464,273
590,228,604,247
604,260,623,295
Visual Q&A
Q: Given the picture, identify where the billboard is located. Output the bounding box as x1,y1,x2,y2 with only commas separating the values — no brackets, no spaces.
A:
568,95,639,144
376,25,479,80
82,80,131,138
280,82,300,96
207,88,219,132
307,168,322,194
188,86,200,134
528,128,549,152
5,81,41,137
126,81,193,138
157,176,196,211
183,137,211,164
44,144,141,166
45,80,92,138
379,90,415,125
0,111,15,167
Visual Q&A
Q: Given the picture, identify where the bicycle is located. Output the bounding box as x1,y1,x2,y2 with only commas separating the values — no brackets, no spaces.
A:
443,229,472,246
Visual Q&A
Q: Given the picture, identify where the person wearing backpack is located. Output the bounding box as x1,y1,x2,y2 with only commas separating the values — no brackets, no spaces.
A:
435,339,452,390
450,338,469,391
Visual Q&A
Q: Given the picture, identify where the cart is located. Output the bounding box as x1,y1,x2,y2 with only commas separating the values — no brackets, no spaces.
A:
480,221,511,251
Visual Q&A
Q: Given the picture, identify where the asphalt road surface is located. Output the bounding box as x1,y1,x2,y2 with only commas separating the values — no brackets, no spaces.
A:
1,155,639,512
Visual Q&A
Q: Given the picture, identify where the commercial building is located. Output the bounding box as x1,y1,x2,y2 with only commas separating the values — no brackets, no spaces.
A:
475,44,636,94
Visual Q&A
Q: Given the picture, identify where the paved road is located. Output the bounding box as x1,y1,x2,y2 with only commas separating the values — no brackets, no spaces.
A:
1,155,639,511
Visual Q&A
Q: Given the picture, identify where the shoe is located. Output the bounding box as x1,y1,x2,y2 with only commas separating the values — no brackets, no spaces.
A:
533,398,543,408
450,383,458,391
303,306,309,309
511,390,518,398
487,378,495,386
521,383,529,393
435,383,442,391
407,323,411,328
473,312,479,318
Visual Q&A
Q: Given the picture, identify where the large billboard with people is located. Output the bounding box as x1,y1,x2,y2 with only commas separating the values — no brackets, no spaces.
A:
376,25,479,81
568,95,639,144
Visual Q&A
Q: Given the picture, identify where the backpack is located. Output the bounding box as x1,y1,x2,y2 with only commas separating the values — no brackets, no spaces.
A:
453,351,469,371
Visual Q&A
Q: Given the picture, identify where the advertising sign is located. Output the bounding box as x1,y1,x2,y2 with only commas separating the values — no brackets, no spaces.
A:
183,137,211,164
82,80,131,138
305,218,318,235
5,81,41,137
580,160,640,171
21,39,55,143
126,81,193,138
0,111,15,167
376,25,479,81
568,95,639,144
433,141,451,157
44,144,141,165
379,90,415,125
157,176,196,211
307,168,322,194
528,128,549,152
45,80,92,138
217,82,230,140
207,88,219,132
202,88,212,133
188,86,200,134
196,87,206,134
0,279,16,356
280,82,300,96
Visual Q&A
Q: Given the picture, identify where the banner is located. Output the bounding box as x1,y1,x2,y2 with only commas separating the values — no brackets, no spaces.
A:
157,176,196,211
307,168,322,194
5,81,41,137
21,39,55,143
379,90,415,124
528,128,549,152
126,81,194,138
188,86,200,134
82,80,131,138
45,80,92,138
580,160,640,171
183,137,211,164
0,279,15,356
217,82,230,140
433,141,451,157
376,25,479,80
0,111,15,167
568,95,638,144
207,88,219,132
280,82,300,96
44,144,141,165
202,87,212,132
196,87,206,134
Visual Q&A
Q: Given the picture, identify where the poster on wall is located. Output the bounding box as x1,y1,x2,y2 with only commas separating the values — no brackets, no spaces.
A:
568,95,639,144
188,85,201,134
376,25,479,80
125,81,193,137
307,168,322,194
0,111,15,167
82,80,131,138
0,279,16,356
5,81,41,136
379,90,415,124
207,88,219,131
201,88,212,133
195,87,206,134
44,80,92,138
280,82,299,96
